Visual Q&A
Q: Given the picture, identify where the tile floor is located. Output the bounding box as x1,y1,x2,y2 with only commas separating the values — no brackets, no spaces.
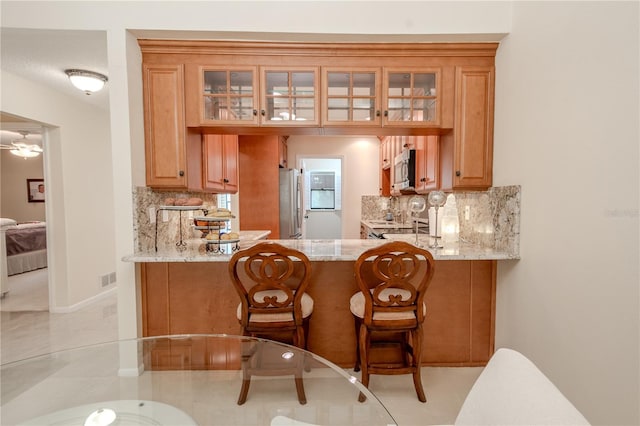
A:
0,269,483,425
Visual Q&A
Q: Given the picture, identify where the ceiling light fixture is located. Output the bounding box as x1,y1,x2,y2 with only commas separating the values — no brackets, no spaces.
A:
10,146,41,159
1,131,43,159
65,69,108,95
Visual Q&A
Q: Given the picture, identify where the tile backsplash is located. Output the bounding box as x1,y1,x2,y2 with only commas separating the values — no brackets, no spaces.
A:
132,187,217,252
361,185,521,255
132,185,520,257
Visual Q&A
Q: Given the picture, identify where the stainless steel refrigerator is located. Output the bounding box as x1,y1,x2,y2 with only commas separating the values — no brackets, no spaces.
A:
279,168,302,239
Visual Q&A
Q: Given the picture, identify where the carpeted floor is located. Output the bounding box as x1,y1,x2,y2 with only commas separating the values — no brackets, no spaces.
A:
0,268,48,312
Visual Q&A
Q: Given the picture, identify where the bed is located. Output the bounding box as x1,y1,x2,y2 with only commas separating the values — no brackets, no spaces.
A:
2,218,47,276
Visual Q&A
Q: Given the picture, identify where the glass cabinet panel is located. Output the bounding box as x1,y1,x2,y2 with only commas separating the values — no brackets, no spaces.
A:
384,69,440,125
324,69,379,125
203,69,257,123
262,69,317,124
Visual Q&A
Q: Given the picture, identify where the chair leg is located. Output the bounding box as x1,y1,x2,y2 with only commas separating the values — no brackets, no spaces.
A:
237,377,251,405
294,376,307,404
353,318,362,372
237,338,255,405
358,325,370,402
411,328,426,403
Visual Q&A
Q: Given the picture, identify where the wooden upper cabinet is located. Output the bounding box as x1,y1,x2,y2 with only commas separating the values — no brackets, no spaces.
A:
202,134,239,193
259,66,320,126
322,67,381,127
414,135,440,193
450,66,494,190
383,68,442,127
144,64,205,190
199,67,259,126
438,65,494,191
196,66,319,127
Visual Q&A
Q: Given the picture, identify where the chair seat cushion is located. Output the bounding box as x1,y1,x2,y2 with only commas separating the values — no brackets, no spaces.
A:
349,289,425,321
238,291,314,323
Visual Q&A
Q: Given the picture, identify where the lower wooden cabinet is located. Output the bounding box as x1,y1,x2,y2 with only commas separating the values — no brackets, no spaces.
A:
140,259,496,367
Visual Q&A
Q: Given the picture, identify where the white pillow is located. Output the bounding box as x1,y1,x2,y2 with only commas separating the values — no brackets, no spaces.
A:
0,218,17,228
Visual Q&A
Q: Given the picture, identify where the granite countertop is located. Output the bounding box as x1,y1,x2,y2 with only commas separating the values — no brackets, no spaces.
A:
123,233,519,263
361,219,414,230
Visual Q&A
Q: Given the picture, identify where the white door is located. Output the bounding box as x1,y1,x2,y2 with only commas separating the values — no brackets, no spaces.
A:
299,157,342,240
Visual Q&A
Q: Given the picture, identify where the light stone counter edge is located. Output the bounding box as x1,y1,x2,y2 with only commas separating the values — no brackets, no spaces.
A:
123,236,519,263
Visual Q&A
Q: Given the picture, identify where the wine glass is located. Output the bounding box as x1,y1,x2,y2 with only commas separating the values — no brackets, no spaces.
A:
408,196,426,246
427,191,446,248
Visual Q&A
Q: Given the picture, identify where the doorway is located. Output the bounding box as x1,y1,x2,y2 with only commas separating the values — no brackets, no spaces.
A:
298,156,343,239
0,118,49,312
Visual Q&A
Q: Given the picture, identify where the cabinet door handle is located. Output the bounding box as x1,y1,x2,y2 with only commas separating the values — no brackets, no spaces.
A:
179,170,184,177
456,171,461,177
261,110,266,116
420,177,426,182
384,110,388,117
223,178,229,183
253,109,258,116
376,110,381,117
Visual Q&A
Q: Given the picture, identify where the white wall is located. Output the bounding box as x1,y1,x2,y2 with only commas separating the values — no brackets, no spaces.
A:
1,151,45,222
289,136,380,239
2,2,638,424
493,3,639,425
0,70,116,310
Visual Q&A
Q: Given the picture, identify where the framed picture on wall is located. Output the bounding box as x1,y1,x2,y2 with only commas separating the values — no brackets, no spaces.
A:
27,179,45,203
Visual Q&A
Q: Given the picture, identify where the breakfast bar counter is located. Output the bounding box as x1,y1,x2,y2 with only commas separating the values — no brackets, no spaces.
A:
123,236,518,263
124,235,517,369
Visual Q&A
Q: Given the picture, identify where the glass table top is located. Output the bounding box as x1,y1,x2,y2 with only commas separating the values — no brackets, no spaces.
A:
1,334,396,426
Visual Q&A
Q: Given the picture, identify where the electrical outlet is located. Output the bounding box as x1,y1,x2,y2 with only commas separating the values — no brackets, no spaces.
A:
149,207,156,224
100,274,110,288
108,272,116,283
465,205,471,221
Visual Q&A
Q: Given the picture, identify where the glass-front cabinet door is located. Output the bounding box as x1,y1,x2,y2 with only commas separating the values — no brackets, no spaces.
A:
260,67,319,126
200,67,259,125
383,68,441,127
322,68,381,126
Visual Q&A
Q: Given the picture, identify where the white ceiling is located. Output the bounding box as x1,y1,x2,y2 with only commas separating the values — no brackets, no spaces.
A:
1,28,110,112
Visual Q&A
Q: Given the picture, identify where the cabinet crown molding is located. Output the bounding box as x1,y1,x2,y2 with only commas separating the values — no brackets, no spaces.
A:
138,39,498,58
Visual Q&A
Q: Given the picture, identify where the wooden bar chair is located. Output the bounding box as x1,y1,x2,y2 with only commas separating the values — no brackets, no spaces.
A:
228,242,313,405
350,241,435,402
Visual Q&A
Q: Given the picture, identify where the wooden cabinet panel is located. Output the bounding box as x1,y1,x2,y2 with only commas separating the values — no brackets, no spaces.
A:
202,134,238,193
438,66,494,191
415,135,440,193
140,260,496,367
452,66,494,189
470,260,496,362
167,263,239,335
238,135,280,237
140,262,170,336
143,64,187,188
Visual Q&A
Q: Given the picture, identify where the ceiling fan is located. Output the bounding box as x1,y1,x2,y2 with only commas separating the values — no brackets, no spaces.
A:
0,130,43,158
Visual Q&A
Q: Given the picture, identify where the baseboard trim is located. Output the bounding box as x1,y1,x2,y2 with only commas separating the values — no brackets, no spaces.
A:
49,286,117,313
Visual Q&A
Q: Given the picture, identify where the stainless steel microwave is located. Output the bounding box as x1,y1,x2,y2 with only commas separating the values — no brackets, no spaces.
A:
394,149,416,190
